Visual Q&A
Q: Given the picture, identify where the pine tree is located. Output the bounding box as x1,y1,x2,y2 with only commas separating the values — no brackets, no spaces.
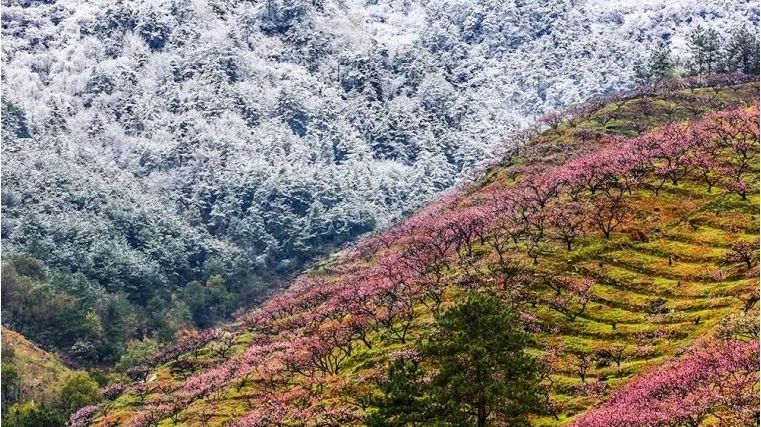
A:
725,25,760,75
648,41,674,79
688,25,722,75
635,41,674,82
367,293,544,426
365,358,430,427
1,100,31,140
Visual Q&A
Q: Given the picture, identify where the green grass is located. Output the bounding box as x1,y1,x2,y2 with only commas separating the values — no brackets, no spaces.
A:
1,327,75,404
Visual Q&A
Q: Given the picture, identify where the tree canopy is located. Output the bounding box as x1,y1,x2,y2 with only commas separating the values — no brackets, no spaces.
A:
368,293,544,427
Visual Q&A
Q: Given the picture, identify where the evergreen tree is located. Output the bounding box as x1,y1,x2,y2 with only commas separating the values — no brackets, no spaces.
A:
725,25,760,75
367,293,544,427
424,293,544,426
688,25,722,75
365,358,430,427
635,41,674,82
649,41,674,80
1,100,31,140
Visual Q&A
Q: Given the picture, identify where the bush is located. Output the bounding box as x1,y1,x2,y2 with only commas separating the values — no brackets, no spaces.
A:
3,402,63,427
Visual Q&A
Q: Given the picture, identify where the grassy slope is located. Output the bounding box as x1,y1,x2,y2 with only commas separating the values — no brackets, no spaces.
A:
96,82,759,426
2,326,74,403
469,85,760,425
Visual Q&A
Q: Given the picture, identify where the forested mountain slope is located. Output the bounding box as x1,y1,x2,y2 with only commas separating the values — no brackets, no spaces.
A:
78,77,759,426
1,0,758,364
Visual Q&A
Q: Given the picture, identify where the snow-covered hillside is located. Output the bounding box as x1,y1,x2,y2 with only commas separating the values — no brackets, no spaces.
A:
1,0,757,315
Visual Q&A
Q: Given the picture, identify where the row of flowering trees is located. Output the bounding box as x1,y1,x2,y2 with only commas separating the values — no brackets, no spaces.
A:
471,72,757,179
88,91,758,426
473,103,758,269
572,339,759,427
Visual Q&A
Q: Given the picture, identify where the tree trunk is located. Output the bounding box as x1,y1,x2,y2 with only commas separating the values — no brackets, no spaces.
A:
477,405,487,427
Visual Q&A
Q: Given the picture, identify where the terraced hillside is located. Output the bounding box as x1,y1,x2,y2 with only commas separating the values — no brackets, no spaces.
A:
81,76,759,427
